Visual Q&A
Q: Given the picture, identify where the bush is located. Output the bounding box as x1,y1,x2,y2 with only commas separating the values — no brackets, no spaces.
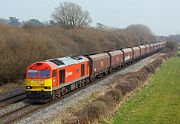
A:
78,101,107,122
96,94,114,108
151,59,163,69
142,69,149,78
144,65,155,74
105,89,122,102
166,41,177,51
115,83,134,95
127,76,140,88
135,72,147,82
63,116,79,124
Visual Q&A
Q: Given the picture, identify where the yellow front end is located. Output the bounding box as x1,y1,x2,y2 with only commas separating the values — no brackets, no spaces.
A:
26,78,52,92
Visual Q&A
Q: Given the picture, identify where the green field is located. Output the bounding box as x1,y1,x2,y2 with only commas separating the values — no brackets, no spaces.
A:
112,57,180,124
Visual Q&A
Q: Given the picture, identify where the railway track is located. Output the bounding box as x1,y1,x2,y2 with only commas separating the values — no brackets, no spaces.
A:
0,90,84,124
0,76,109,124
0,86,26,110
0,93,26,109
0,87,27,124
0,86,25,101
0,103,41,124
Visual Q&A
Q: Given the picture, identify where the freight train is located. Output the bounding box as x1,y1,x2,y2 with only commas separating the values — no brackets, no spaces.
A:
26,41,166,102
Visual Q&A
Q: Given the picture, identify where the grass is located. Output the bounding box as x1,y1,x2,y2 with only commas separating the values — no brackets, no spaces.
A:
112,57,180,124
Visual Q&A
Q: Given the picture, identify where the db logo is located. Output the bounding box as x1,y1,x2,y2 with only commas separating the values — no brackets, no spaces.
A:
66,72,72,77
100,61,104,66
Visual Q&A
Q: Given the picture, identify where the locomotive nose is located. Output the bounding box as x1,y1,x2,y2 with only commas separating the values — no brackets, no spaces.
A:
26,79,52,91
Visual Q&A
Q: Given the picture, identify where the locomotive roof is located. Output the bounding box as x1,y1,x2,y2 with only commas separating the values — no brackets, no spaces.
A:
27,61,57,70
47,56,88,67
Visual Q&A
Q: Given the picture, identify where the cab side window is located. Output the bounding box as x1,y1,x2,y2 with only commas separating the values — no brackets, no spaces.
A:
52,70,57,77
81,64,85,77
59,69,65,83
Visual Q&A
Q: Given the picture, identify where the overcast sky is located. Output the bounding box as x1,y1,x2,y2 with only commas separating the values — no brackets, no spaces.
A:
0,0,179,36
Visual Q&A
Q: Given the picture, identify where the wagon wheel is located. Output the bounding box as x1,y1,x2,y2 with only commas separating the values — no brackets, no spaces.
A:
108,68,112,74
86,78,90,84
90,76,94,82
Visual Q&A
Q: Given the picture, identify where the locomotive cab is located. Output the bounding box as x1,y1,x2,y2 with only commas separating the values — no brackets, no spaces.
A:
26,62,57,102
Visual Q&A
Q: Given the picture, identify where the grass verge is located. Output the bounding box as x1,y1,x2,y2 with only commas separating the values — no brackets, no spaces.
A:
112,57,180,124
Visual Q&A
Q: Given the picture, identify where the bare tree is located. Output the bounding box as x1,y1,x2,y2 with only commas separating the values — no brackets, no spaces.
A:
126,24,155,44
52,2,91,29
9,17,20,26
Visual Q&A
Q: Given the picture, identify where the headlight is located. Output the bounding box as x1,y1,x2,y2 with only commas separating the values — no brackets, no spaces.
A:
44,86,51,89
26,86,32,89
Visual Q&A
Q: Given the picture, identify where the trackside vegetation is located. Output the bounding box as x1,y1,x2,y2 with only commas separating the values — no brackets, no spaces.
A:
0,24,155,84
112,57,180,124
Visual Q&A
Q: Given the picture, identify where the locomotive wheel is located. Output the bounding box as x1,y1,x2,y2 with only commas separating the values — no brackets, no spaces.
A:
52,93,56,100
61,88,68,96
61,91,65,96
77,83,80,88
75,83,79,89
82,81,86,86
